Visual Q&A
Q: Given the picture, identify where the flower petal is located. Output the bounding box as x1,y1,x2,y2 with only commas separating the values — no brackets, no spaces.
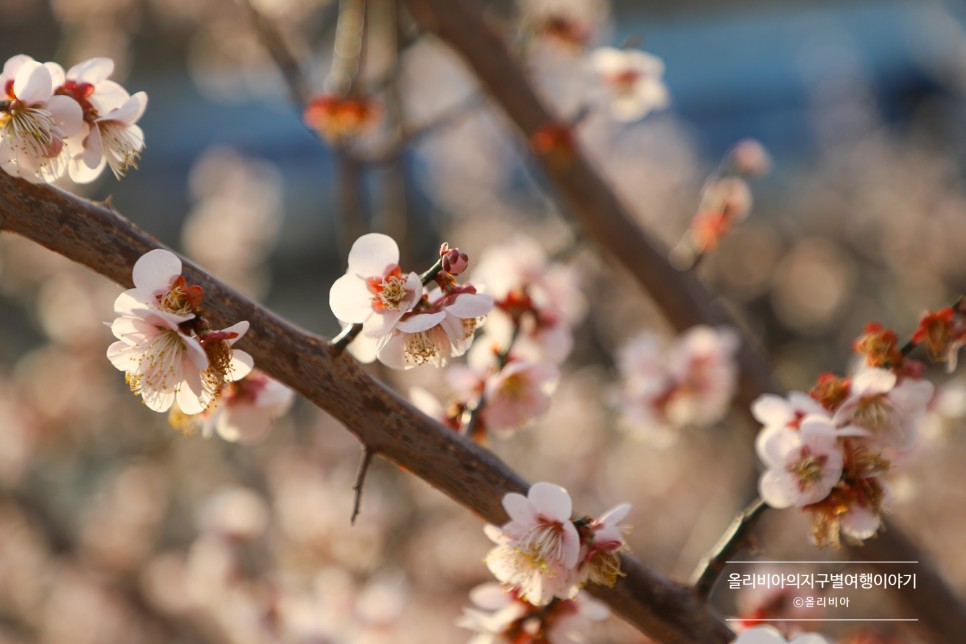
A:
133,249,182,291
527,482,572,522
347,233,398,277
329,274,373,324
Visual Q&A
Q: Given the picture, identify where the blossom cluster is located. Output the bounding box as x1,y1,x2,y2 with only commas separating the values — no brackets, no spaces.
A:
331,233,493,369
107,249,291,442
483,482,630,607
615,325,740,445
1,54,146,184
519,0,669,124
754,319,938,548
409,236,583,442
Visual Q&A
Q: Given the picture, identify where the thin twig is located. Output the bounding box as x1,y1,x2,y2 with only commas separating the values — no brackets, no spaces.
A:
350,445,376,524
331,322,364,352
690,496,767,600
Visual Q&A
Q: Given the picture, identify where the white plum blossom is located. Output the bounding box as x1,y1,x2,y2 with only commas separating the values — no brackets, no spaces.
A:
375,289,492,369
107,249,254,415
589,46,669,122
108,312,252,414
119,248,202,316
832,368,934,451
329,233,423,338
482,483,630,607
575,502,630,587
471,235,586,364
49,57,147,182
757,416,844,509
616,325,739,443
0,55,83,183
482,360,559,436
106,306,207,413
484,482,580,605
666,325,739,427
200,370,295,443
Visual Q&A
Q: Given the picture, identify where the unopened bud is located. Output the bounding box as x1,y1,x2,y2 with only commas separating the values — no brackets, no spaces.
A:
441,246,469,275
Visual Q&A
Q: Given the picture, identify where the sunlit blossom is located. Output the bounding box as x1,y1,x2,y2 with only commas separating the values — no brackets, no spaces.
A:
51,57,147,182
832,368,934,451
0,55,83,183
757,416,844,509
589,46,669,122
330,233,423,338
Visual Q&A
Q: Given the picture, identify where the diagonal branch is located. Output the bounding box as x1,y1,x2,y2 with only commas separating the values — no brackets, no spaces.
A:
398,0,966,638
0,173,733,643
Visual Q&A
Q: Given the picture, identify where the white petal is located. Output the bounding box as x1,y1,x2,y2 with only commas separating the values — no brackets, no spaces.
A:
445,292,494,318
527,482,572,522
841,505,880,540
750,394,792,427
798,415,838,452
67,57,115,84
2,55,33,84
759,470,798,509
106,340,137,370
852,368,896,395
329,274,373,324
375,332,409,370
347,233,399,277
597,502,631,527
756,426,801,469
44,62,65,88
133,249,182,291
45,95,83,136
228,350,254,381
89,80,129,113
396,311,445,333
221,320,250,345
502,493,532,524
100,91,146,124
142,388,176,413
13,60,52,104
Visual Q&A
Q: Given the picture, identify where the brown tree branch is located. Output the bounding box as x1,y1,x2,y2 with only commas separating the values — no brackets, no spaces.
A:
0,173,733,643
690,497,767,600
398,0,966,637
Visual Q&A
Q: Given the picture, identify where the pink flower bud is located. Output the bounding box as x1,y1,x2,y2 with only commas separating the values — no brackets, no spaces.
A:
441,247,469,275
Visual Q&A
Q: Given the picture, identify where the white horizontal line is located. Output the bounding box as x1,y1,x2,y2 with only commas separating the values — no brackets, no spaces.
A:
725,561,918,564
725,618,919,622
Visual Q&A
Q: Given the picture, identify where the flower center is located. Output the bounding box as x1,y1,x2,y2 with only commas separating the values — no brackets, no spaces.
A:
100,119,144,178
610,69,641,95
2,102,60,160
367,266,409,312
789,448,828,491
404,329,441,365
851,394,894,430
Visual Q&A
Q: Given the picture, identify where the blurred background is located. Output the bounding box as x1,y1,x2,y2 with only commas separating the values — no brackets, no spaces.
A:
3,0,966,641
